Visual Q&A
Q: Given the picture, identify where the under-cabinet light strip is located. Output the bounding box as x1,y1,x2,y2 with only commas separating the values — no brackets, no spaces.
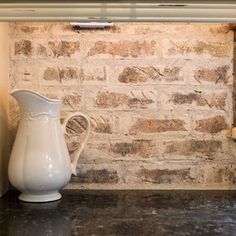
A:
0,1,236,22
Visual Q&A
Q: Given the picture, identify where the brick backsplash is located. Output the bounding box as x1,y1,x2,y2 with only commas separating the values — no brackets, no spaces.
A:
9,22,236,189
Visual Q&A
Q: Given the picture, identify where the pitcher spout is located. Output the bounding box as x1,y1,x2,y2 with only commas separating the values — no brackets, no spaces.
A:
10,89,62,115
11,89,61,104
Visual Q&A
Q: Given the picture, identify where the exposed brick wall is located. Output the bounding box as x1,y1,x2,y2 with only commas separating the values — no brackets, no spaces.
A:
9,23,236,189
234,31,236,125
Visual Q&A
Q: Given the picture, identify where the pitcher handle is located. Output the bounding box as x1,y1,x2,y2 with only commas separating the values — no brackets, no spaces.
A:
62,112,91,176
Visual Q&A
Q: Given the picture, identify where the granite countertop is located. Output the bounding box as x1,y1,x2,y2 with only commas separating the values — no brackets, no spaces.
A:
1,190,236,236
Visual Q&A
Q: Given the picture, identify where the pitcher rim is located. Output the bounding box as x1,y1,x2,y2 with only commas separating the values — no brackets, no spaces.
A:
10,89,62,103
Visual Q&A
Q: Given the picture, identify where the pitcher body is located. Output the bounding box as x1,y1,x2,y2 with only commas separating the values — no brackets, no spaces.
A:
8,90,90,202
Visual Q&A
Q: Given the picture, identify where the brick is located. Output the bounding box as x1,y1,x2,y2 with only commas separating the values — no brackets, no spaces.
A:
43,67,79,83
191,93,227,110
88,40,156,58
163,67,182,81
201,164,236,184
194,66,230,84
94,123,111,134
43,67,59,81
10,61,39,89
168,41,231,58
95,91,155,109
12,23,52,34
37,44,48,57
132,24,231,39
164,140,222,156
109,140,154,158
48,40,80,57
15,40,32,56
59,67,78,80
129,118,186,134
170,92,199,104
195,116,228,134
118,66,151,83
89,114,119,134
18,25,40,34
169,92,227,110
91,117,112,134
118,66,182,83
81,66,106,81
73,169,119,184
138,168,194,184
62,92,81,110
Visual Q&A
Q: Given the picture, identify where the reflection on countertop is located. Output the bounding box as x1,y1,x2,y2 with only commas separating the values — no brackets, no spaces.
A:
1,190,236,235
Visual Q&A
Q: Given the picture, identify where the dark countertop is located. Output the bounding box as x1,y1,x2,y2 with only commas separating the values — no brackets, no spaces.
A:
1,190,236,236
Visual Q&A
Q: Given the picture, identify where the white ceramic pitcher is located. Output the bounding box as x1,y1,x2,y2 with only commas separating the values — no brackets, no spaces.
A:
8,89,90,202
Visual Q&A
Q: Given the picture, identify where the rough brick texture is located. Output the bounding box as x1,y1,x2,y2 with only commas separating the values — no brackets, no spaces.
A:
9,22,236,190
234,37,236,125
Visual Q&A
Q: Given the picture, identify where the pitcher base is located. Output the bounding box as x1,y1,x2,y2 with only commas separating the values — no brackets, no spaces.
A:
19,192,62,203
